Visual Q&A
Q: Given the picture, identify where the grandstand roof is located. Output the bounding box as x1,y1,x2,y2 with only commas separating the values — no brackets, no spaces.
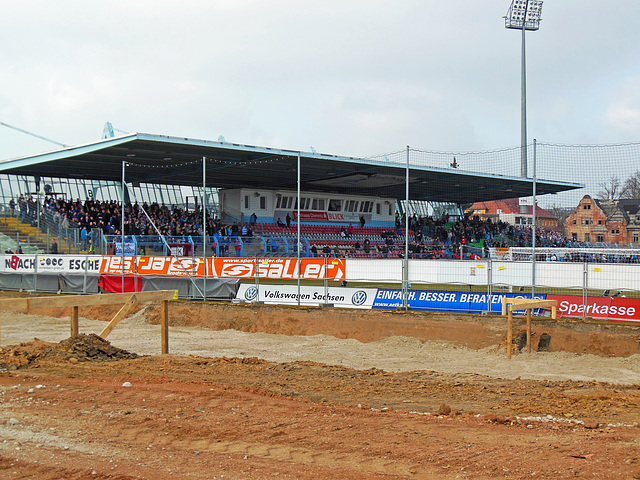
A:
0,133,582,204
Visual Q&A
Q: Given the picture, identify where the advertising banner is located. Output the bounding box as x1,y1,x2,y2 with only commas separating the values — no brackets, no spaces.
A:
2,255,36,274
2,255,103,275
293,211,329,221
99,255,205,277
372,289,548,314
114,242,137,256
211,258,346,281
237,284,376,309
97,256,346,280
168,243,193,257
292,211,361,223
548,295,640,322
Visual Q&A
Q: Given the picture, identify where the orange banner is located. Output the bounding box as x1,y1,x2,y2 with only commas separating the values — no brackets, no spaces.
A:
99,256,345,280
100,256,205,277
211,257,346,280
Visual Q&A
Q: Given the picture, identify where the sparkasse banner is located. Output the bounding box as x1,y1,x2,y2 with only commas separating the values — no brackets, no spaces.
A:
548,295,640,322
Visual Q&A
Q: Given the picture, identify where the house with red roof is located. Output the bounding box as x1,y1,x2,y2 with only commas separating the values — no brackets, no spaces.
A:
465,198,559,228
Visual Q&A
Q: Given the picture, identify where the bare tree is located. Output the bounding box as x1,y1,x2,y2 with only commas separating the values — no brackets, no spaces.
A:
621,170,640,199
547,204,572,234
598,176,622,200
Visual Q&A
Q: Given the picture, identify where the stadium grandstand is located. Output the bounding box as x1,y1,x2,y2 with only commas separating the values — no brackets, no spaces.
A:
0,131,581,259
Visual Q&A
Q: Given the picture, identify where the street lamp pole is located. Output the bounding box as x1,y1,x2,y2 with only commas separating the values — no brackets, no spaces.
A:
504,0,543,179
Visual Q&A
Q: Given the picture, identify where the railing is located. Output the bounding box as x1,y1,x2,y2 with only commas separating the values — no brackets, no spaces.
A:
0,209,81,254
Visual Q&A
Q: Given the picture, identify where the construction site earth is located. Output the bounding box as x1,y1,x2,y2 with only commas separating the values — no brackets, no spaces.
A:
1,297,640,479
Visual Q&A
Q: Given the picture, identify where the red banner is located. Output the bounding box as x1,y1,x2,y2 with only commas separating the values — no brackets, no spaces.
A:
293,211,328,221
548,295,640,322
292,211,360,223
98,274,143,293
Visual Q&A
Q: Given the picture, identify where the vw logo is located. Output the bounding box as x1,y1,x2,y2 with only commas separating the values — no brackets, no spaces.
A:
244,286,258,301
351,290,367,306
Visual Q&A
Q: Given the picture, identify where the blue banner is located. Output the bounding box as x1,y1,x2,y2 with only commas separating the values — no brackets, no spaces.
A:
372,289,547,314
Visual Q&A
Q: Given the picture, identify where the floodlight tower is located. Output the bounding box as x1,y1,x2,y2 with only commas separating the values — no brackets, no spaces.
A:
504,0,543,178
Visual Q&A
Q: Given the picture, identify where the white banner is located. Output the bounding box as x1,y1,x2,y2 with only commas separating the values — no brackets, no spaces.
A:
1,255,103,274
236,284,377,309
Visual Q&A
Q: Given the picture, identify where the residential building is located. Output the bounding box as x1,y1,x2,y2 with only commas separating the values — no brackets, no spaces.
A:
564,195,640,244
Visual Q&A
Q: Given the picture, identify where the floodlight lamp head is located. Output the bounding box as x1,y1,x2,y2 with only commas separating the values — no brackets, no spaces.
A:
504,0,543,31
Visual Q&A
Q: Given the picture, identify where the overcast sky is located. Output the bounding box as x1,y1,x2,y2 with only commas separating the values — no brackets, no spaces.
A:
2,1,640,162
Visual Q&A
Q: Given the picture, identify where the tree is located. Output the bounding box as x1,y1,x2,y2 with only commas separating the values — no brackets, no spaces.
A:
598,176,622,200
547,204,572,234
621,170,640,199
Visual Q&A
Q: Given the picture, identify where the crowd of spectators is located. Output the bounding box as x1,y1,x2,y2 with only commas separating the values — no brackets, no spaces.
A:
30,196,254,254
8,195,612,258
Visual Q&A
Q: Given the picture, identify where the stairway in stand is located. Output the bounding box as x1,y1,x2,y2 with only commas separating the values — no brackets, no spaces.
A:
0,217,64,253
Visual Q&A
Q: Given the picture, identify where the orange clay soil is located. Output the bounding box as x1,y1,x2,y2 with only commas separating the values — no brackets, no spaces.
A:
0,299,639,479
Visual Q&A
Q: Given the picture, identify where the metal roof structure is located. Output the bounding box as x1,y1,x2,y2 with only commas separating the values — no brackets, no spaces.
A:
0,132,582,204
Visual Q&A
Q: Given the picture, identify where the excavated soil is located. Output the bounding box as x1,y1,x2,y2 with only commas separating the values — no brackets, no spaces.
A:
1,295,640,479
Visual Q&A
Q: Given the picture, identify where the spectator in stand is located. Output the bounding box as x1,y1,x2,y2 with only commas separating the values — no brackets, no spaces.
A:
347,224,354,237
277,217,284,227
359,215,365,228
9,197,15,217
286,213,291,227
51,239,58,255
363,238,371,254
18,194,26,221
80,226,88,251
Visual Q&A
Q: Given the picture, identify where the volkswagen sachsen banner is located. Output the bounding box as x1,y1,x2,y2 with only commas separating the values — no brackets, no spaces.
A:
236,284,376,309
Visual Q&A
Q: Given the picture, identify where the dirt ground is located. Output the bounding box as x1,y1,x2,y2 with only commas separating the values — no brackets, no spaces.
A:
1,297,640,479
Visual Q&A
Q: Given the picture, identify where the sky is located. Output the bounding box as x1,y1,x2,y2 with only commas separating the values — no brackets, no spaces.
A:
2,0,640,162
